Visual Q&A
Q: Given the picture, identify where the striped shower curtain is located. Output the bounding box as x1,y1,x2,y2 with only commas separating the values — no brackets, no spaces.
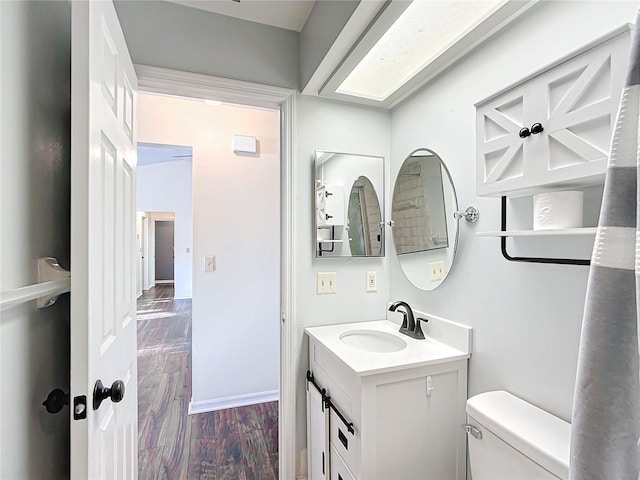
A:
569,15,640,480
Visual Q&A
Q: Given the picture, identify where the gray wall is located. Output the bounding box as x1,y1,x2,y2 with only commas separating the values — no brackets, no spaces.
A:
300,0,360,89
389,0,638,424
0,1,71,477
114,0,300,90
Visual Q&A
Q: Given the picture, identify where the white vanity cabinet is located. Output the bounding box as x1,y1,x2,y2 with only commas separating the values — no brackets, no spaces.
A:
306,320,471,480
476,25,631,197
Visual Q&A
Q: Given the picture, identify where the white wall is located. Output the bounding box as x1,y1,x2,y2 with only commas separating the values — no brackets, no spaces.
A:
0,1,70,477
389,0,638,423
137,93,280,407
295,95,391,450
137,159,193,299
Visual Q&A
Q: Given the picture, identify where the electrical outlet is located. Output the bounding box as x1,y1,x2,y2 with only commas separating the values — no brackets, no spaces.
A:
205,256,216,272
366,271,377,292
429,261,445,281
317,272,337,294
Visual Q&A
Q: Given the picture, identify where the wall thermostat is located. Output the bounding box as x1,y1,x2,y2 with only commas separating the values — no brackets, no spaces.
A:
232,135,257,154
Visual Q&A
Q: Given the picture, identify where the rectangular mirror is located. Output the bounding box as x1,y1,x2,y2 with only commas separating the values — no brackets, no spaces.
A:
315,151,385,258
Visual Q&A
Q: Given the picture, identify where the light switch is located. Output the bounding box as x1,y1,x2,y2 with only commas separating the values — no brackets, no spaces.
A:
205,256,216,272
317,272,337,294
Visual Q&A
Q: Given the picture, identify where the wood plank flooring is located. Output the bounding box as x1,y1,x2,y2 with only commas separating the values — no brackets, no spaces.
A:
137,285,278,479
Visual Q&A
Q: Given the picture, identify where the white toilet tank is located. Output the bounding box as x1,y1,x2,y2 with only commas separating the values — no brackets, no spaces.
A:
466,391,570,480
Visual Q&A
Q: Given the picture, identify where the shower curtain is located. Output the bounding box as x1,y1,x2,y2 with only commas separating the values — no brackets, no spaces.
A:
569,15,640,480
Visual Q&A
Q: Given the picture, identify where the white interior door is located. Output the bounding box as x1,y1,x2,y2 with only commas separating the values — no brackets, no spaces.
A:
70,1,138,478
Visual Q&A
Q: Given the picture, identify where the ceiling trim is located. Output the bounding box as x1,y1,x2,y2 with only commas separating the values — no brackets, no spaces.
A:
301,0,389,96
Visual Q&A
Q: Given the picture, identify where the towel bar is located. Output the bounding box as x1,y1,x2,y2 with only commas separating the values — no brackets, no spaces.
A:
0,257,71,311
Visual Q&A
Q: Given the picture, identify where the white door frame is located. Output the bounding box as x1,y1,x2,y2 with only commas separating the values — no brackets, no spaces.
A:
136,64,297,480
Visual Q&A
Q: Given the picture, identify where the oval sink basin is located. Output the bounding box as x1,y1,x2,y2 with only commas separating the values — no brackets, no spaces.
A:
339,330,407,353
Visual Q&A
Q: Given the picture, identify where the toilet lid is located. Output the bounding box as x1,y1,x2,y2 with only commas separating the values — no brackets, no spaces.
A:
466,391,570,479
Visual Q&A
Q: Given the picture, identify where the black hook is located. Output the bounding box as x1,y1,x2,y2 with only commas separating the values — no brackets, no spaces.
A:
519,127,531,138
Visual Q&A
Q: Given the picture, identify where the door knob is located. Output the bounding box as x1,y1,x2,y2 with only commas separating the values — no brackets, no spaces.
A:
43,388,69,414
530,122,544,134
519,127,531,138
93,379,125,410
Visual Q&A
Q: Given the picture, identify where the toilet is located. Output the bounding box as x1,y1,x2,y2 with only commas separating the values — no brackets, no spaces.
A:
465,391,571,479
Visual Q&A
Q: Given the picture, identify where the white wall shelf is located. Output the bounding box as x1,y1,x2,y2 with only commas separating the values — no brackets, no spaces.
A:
477,227,597,237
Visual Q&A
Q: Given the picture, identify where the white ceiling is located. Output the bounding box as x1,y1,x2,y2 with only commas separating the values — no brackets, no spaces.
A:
138,143,193,166
166,0,316,32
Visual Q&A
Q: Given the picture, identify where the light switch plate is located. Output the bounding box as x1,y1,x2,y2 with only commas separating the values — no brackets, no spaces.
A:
366,271,377,292
429,261,445,281
317,272,337,294
205,256,216,272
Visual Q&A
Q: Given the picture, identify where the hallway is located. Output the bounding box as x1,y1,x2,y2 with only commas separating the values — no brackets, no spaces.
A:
137,285,278,479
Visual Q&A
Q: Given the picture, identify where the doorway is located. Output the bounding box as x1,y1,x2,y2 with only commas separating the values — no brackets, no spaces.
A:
154,220,174,284
135,89,282,477
137,65,296,479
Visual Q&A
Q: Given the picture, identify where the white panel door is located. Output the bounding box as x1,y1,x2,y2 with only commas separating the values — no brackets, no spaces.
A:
70,1,138,478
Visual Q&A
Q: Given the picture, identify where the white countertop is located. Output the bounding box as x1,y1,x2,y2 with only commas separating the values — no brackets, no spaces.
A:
305,319,471,376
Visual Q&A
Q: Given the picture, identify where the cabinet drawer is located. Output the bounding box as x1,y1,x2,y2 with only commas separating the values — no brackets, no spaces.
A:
330,445,356,480
330,409,360,477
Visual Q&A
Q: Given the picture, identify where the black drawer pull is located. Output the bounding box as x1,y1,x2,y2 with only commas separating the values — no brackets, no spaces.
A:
338,428,348,450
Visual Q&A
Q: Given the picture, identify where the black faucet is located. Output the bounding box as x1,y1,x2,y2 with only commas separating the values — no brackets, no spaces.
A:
388,301,428,340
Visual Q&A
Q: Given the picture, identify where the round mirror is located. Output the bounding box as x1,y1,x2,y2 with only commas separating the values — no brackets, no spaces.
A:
347,176,382,256
391,149,458,290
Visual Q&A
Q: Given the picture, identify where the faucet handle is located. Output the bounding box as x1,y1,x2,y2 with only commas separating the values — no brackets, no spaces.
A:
413,317,429,339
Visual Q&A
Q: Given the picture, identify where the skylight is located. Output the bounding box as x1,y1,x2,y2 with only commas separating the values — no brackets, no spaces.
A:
336,0,505,101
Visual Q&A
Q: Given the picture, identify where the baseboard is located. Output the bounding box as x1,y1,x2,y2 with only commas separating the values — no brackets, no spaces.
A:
155,280,174,285
188,389,279,415
173,295,192,300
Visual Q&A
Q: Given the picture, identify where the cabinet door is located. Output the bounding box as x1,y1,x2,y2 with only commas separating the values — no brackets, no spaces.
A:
532,31,630,187
308,385,330,480
375,371,461,480
476,26,631,197
476,84,537,196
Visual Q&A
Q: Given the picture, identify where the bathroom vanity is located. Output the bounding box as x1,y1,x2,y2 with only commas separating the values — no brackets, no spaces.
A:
306,317,472,480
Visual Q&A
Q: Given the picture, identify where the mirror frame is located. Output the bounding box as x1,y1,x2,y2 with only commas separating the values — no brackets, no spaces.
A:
314,150,385,258
391,148,459,290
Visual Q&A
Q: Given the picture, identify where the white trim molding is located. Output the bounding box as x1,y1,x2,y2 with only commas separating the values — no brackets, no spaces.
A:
135,65,297,480
136,64,294,110
188,390,280,415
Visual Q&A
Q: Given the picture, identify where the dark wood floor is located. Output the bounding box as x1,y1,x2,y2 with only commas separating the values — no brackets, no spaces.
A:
137,285,278,479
